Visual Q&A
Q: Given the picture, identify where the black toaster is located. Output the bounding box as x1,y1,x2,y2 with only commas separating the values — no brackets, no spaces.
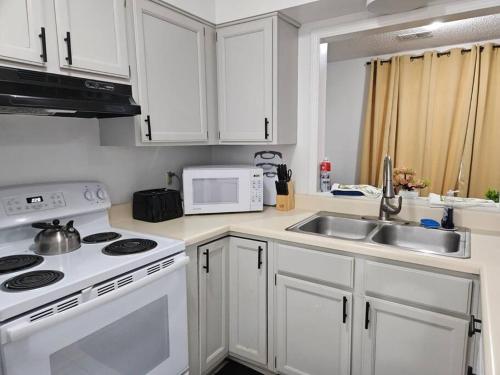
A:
132,189,183,223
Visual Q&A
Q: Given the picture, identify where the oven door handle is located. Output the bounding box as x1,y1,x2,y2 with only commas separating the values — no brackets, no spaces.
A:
2,255,189,345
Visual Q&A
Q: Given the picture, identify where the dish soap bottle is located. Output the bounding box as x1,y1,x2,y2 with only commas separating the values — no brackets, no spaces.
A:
441,190,456,230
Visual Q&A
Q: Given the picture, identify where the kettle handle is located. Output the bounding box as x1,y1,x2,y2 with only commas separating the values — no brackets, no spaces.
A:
32,219,61,230
64,220,75,230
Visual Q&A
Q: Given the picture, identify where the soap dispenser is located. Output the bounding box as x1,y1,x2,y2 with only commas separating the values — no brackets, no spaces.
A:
441,190,456,230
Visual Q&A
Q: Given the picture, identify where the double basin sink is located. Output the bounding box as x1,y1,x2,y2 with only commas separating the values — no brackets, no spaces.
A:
287,211,470,258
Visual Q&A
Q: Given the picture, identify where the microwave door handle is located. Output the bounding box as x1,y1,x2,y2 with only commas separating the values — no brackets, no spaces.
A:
1,256,189,345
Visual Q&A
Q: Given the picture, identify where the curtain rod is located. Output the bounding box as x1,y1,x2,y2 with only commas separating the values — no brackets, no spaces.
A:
365,44,500,65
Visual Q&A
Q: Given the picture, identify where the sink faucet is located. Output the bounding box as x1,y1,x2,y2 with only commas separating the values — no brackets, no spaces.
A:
379,155,402,221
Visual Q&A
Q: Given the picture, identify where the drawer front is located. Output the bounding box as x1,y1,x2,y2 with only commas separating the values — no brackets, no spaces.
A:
364,261,472,315
277,243,354,288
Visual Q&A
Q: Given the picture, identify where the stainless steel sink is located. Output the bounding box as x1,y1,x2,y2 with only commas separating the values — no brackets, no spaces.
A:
287,212,378,240
287,211,471,258
370,224,470,258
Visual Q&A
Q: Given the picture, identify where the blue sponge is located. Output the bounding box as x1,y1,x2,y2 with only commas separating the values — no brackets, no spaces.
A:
420,218,440,229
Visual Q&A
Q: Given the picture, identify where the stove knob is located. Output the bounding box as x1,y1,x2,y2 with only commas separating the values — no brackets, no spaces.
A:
83,190,94,201
96,188,106,200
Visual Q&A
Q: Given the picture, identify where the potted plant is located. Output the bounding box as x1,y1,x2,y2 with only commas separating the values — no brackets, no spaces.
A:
393,167,429,198
485,188,499,203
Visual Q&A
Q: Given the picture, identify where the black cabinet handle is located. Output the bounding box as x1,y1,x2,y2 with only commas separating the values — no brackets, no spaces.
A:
364,301,370,329
342,296,348,324
39,27,47,62
264,118,269,139
202,249,209,273
468,315,482,337
64,32,72,65
257,246,263,269
144,115,152,140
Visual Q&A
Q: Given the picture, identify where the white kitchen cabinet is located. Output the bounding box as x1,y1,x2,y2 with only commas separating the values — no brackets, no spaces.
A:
198,238,229,374
132,0,208,143
216,18,272,142
216,15,298,144
276,275,351,375
229,237,267,365
0,0,46,66
54,0,129,77
361,297,469,375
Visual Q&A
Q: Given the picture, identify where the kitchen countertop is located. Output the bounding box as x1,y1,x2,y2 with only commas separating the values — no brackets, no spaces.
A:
110,203,500,375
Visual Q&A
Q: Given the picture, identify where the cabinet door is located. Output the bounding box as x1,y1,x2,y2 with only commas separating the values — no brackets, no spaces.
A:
361,297,469,375
229,237,267,365
276,275,351,375
0,0,46,65
54,0,129,77
133,0,208,142
198,239,228,373
217,18,273,142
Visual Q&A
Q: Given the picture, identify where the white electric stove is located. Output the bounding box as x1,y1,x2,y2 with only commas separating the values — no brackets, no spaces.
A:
0,182,189,375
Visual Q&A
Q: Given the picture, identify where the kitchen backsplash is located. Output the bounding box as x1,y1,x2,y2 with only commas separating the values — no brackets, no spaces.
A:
0,115,211,204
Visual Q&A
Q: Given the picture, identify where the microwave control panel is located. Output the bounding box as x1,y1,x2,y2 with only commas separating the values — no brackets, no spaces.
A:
250,169,264,210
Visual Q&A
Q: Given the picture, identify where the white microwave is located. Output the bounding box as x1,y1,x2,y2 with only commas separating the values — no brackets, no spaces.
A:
183,165,263,214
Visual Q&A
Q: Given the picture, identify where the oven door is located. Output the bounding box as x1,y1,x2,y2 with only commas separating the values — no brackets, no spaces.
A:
0,255,189,375
183,169,250,214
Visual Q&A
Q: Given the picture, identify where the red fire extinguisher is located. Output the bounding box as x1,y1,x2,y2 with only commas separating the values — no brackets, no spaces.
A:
320,158,331,192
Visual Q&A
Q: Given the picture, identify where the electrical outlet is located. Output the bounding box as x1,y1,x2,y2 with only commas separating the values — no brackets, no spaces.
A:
166,172,173,185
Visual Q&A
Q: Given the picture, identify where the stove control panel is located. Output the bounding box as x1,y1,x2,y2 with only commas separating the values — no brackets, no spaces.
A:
0,182,111,228
2,192,66,216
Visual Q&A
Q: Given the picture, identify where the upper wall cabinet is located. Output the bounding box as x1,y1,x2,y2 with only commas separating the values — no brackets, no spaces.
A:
54,0,129,78
216,18,272,142
216,15,299,145
133,0,208,142
0,0,46,66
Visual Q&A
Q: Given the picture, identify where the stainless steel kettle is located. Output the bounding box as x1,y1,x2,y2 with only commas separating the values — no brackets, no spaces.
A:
32,219,81,255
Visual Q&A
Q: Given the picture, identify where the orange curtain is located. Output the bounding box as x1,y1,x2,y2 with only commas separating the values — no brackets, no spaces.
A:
420,47,479,196
468,44,500,198
360,48,480,196
393,52,432,179
359,57,399,186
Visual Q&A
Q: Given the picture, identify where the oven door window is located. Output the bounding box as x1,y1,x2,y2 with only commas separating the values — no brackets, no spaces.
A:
193,178,239,204
50,297,169,375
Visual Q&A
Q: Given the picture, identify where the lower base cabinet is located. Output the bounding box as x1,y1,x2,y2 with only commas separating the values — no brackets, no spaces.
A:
195,239,478,375
276,275,352,375
361,297,469,375
229,237,268,365
198,239,229,373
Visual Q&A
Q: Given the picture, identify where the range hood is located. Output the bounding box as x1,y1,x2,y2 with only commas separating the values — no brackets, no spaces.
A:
0,66,141,118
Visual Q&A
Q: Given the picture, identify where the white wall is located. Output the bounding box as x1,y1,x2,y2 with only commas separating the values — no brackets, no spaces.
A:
215,0,317,23
0,116,211,204
325,57,368,184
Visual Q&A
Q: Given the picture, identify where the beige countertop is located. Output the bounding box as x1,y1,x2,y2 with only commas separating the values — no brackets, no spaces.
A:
110,202,500,375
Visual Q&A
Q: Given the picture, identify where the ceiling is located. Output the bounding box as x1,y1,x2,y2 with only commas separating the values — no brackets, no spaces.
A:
327,13,500,62
281,0,458,25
